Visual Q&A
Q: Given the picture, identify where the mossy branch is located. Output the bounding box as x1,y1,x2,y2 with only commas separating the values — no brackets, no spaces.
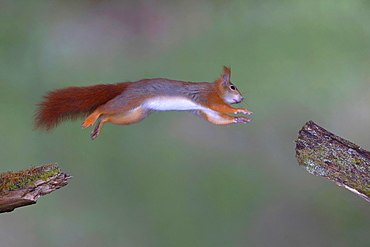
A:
0,164,72,213
296,120,370,202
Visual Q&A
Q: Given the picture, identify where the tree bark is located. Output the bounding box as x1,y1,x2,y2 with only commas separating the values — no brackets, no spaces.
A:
296,120,370,202
0,164,72,213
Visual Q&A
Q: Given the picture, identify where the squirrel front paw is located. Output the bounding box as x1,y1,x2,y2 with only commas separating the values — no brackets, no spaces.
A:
234,109,253,115
234,117,252,124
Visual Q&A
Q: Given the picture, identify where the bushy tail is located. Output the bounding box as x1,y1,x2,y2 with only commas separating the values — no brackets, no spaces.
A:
35,82,130,131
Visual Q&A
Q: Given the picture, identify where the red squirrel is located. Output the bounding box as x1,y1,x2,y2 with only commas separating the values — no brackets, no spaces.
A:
35,66,252,139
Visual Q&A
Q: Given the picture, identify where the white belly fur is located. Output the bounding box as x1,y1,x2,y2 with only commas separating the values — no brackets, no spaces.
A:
143,97,205,111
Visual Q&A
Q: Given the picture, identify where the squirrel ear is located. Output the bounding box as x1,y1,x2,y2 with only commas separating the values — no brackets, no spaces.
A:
221,66,231,85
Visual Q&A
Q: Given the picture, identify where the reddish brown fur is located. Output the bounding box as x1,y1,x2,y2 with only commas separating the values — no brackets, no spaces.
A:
35,82,131,131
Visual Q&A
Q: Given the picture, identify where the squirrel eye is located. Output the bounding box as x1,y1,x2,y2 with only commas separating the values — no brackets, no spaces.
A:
229,85,236,90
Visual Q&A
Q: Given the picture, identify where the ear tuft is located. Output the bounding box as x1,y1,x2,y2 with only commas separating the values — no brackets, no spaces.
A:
222,66,231,85
223,66,231,75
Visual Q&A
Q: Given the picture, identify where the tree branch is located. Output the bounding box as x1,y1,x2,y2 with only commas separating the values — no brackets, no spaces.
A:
0,164,72,213
296,120,370,202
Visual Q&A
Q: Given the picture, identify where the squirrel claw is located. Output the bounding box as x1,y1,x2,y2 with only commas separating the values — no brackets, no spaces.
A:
235,109,252,115
82,121,92,129
234,117,252,124
89,124,101,140
90,130,98,140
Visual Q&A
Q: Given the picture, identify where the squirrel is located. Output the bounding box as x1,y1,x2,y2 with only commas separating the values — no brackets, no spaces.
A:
35,66,252,140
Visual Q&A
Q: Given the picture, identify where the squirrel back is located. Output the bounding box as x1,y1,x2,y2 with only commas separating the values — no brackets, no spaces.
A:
35,82,132,131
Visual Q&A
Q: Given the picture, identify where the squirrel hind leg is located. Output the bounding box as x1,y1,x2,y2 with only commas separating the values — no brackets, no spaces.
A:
90,119,104,140
88,107,153,139
82,110,101,129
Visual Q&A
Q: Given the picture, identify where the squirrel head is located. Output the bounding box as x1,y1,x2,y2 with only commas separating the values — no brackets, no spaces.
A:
215,66,244,104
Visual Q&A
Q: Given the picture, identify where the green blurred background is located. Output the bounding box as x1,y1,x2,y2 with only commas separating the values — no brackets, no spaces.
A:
1,0,369,246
